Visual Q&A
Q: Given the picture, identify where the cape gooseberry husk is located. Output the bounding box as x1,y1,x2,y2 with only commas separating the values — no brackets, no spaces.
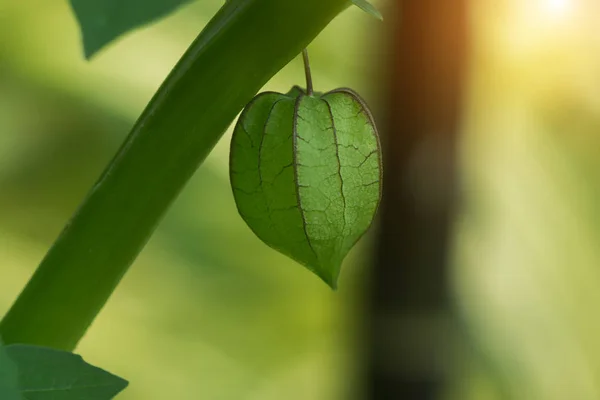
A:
229,86,382,288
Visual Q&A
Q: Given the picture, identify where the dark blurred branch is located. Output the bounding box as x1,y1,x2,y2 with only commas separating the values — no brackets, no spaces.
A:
367,0,469,399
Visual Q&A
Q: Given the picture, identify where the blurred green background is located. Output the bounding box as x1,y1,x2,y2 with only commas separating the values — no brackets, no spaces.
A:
455,1,600,399
2,0,600,399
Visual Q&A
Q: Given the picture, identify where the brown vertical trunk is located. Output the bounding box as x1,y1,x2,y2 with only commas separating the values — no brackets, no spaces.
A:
367,1,468,399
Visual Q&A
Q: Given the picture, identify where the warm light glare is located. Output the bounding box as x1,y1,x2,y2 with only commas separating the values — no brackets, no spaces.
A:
491,0,585,68
545,0,572,18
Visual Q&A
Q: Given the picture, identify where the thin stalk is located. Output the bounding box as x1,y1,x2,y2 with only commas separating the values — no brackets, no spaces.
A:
302,48,314,95
0,0,348,351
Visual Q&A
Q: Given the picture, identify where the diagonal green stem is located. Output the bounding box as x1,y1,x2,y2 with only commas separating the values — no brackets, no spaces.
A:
0,0,349,351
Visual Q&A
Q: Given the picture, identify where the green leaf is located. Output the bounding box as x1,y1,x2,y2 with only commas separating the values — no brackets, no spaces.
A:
0,339,19,400
0,0,349,350
230,88,382,288
352,0,383,20
4,344,127,399
69,0,193,58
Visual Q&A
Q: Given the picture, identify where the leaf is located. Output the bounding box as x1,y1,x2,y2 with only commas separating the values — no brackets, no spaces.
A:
230,87,382,288
69,0,193,58
4,344,128,399
352,0,383,20
0,339,19,400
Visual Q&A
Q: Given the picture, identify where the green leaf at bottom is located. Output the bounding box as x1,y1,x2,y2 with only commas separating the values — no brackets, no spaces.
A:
0,339,19,400
5,345,128,399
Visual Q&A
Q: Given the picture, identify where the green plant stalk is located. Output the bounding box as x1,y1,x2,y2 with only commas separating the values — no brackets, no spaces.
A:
0,0,349,351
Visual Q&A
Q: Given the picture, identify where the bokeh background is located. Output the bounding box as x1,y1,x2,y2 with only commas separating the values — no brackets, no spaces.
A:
1,0,600,399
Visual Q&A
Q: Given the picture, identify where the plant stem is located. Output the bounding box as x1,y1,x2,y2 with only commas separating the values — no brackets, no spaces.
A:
0,0,348,351
302,48,314,95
